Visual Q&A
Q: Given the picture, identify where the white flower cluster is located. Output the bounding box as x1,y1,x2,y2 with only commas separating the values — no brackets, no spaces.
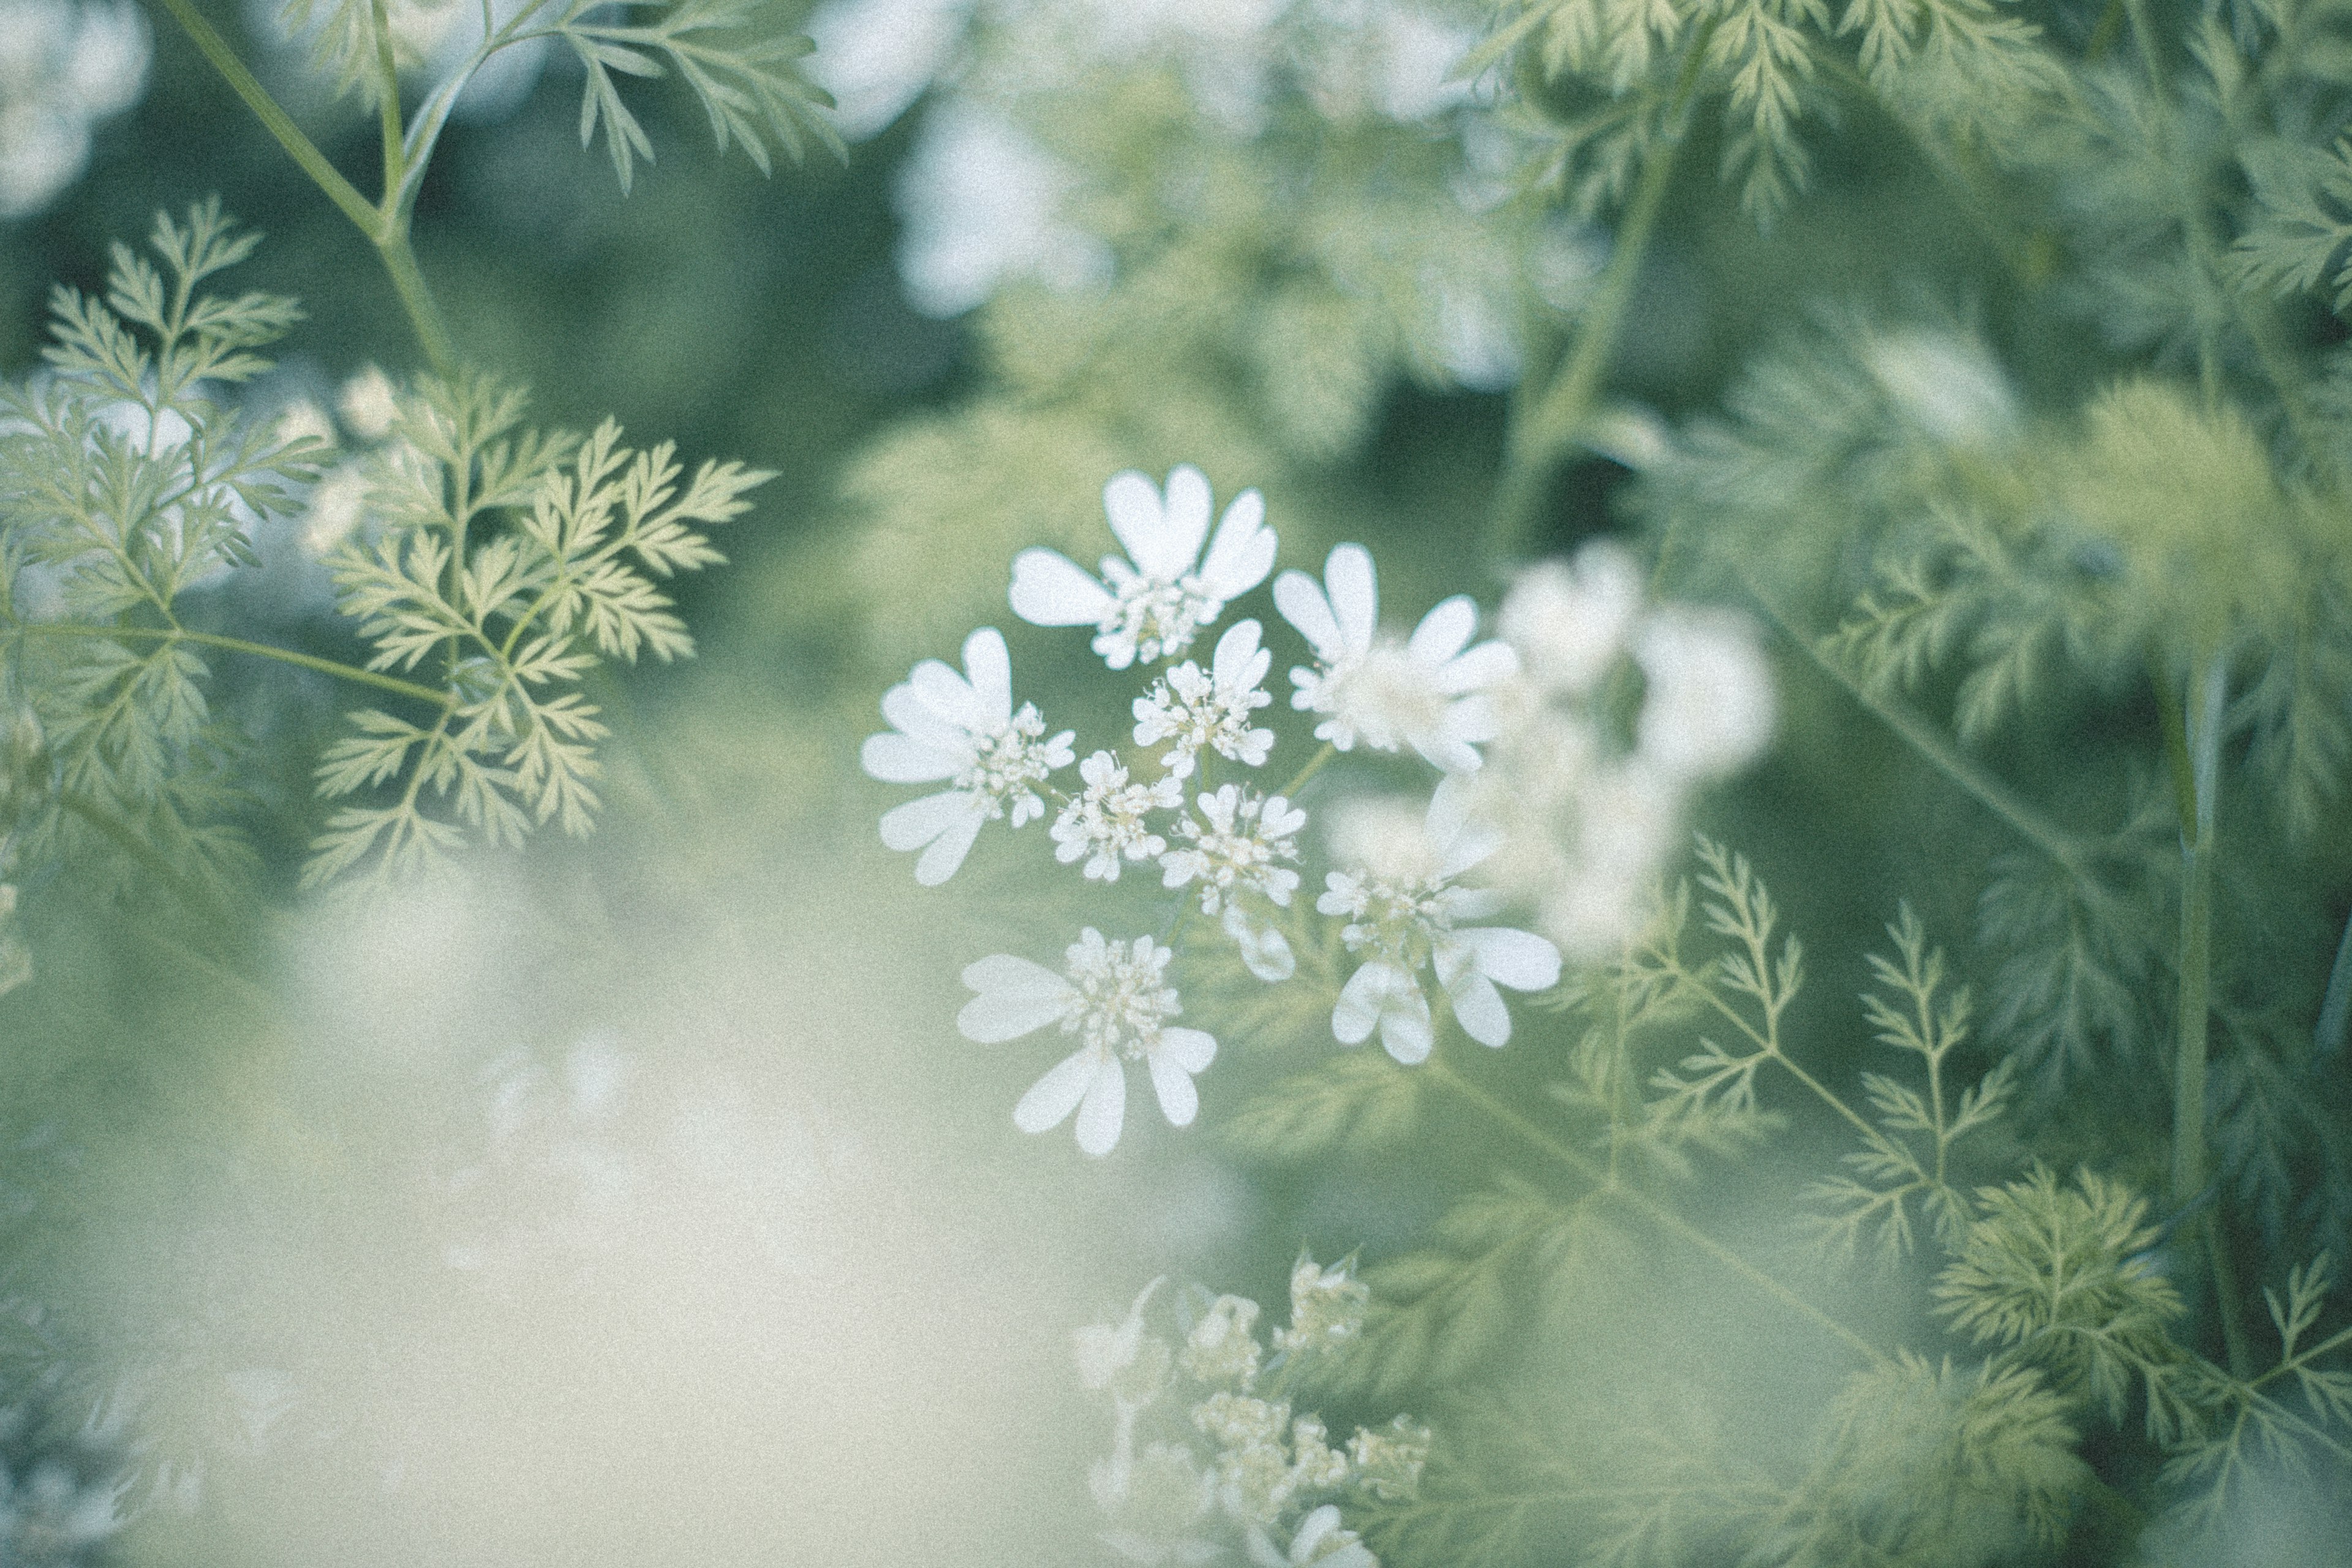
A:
863,462,1580,1154
1076,1265,1422,1567
0,0,148,221
1466,540,1777,960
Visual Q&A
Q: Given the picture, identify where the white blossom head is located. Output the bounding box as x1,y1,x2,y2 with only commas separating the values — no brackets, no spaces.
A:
1276,1254,1368,1355
1498,540,1645,699
1275,543,1517,772
957,929,1216,1156
1011,465,1278,669
1161,785,1306,914
1133,617,1277,778
1629,607,1776,783
861,626,1076,884
1318,780,1560,1061
1053,750,1184,882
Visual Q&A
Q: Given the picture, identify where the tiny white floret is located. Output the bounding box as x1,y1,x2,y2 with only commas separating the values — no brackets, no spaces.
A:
1132,617,1276,778
861,626,1076,884
1011,465,1277,669
1275,543,1516,773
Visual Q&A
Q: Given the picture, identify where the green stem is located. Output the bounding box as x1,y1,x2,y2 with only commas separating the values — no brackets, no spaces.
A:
1427,1058,1887,1365
379,232,458,380
2316,906,2352,1062
1488,29,1714,559
9,622,450,708
1276,741,1337,801
2171,657,2222,1210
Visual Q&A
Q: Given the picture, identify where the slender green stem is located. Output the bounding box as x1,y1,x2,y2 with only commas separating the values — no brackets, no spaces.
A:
2171,656,2223,1210
2252,1319,2352,1390
1276,741,1338,801
151,0,377,233
1427,1059,1887,1365
2316,907,2352,1062
379,233,458,380
9,622,450,708
1489,28,1715,559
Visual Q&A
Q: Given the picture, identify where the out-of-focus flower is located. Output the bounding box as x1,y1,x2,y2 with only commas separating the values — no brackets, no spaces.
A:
894,99,1112,316
335,366,401,442
1014,466,1278,670
0,1,149,221
861,626,1076,884
1319,781,1561,1060
1630,608,1776,784
1134,619,1276,778
1498,540,1643,698
1276,543,1516,773
805,0,974,138
1248,1503,1378,1568
1052,750,1184,882
957,929,1216,1155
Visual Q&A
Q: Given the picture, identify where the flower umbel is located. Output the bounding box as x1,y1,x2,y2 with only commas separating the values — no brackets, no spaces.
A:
1133,618,1278,778
1275,543,1516,772
1054,750,1185,882
957,929,1217,1155
861,626,1076,884
1012,464,1278,669
1160,785,1306,916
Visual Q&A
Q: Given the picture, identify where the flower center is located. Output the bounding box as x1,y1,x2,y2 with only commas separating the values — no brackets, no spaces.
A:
1102,573,1221,665
1324,640,1448,745
1065,938,1182,1060
954,704,1054,816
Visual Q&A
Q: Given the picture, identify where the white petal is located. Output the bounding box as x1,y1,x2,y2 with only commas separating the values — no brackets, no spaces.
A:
1325,545,1379,655
1457,926,1564,992
1438,820,1503,881
1102,470,1169,577
1212,618,1264,687
1149,1050,1200,1127
962,627,1012,728
1434,638,1518,695
1238,923,1295,982
913,805,988,884
1015,1045,1102,1134
1408,595,1478,666
860,731,960,783
1199,488,1276,598
907,658,983,731
881,681,971,755
1335,959,1415,1049
880,789,978,851
1378,984,1434,1065
1075,1057,1128,1155
1160,1025,1218,1074
1447,966,1512,1047
956,956,1073,1041
1143,464,1214,579
1011,548,1115,626
1274,570,1343,660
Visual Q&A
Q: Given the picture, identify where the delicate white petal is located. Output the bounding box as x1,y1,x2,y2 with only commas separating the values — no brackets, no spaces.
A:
956,956,1073,1041
1274,570,1343,660
1335,959,1422,1055
962,626,1013,728
1438,820,1503,881
1447,966,1512,1047
1292,1508,1344,1562
913,804,988,884
1212,618,1265,687
880,788,978,851
1160,1025,1218,1074
1074,1056,1128,1155
1325,545,1379,654
1458,926,1563,992
1011,548,1116,625
1238,923,1295,981
1102,470,1167,576
1015,1045,1102,1134
1414,731,1485,775
906,657,983,731
1199,489,1276,598
860,731,960,783
880,681,971,755
1442,691,1500,744
1408,595,1478,665
1143,464,1214,579
1377,984,1434,1065
1148,1050,1200,1127
1433,638,1518,695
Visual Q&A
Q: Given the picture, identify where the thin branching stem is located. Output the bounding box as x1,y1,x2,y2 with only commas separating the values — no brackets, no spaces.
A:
1427,1057,1888,1365
8,622,451,708
56,787,234,928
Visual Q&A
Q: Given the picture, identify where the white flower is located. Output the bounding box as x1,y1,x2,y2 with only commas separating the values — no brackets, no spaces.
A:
957,929,1217,1156
336,364,401,441
1247,1505,1378,1568
1160,785,1306,914
1276,1254,1368,1354
1133,618,1276,778
1498,540,1644,698
1077,1276,1166,1390
1011,465,1277,669
861,626,1076,884
1318,782,1561,1061
1053,750,1184,881
1275,543,1517,772
1629,607,1775,783
894,100,1112,317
